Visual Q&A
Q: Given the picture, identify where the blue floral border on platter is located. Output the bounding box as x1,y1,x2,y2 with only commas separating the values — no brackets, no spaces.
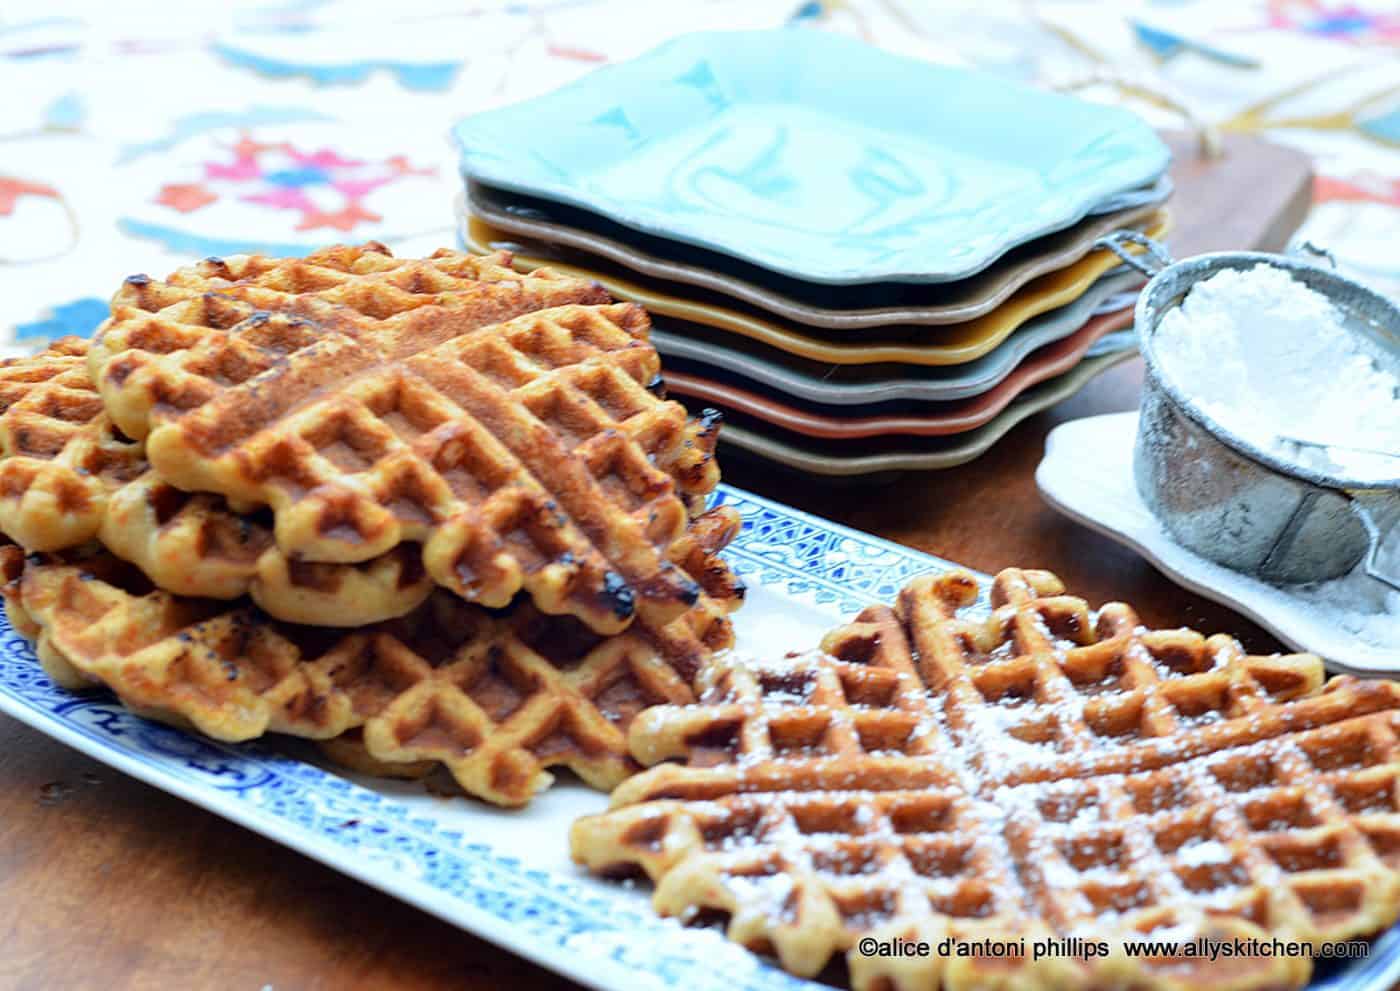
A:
0,483,1395,991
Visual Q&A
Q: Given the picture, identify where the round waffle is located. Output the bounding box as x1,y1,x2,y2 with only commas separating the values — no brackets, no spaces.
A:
572,569,1400,991
0,339,430,625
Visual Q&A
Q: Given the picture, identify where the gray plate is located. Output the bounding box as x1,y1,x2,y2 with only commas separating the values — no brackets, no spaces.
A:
1128,246,1400,588
452,31,1169,284
652,270,1141,405
469,180,1165,329
716,349,1136,475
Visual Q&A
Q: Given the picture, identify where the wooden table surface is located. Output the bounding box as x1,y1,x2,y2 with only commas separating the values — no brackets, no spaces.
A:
0,134,1325,991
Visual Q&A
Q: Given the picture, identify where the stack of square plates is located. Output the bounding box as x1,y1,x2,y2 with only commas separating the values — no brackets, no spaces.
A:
452,29,1172,475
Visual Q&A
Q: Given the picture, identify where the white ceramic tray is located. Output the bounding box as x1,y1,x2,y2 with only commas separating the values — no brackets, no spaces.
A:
1037,412,1398,675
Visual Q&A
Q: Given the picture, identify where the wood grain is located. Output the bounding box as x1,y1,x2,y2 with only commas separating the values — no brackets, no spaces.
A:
0,717,571,991
0,132,1314,991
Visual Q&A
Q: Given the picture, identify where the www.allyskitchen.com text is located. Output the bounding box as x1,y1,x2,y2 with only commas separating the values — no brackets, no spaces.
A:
855,935,1371,963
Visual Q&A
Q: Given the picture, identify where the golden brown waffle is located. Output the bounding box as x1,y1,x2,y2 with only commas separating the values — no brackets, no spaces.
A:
5,506,744,806
89,243,722,634
572,568,1400,991
0,339,431,626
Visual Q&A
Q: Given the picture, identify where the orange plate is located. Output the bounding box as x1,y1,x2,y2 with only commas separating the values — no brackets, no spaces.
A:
664,307,1133,439
463,211,1170,366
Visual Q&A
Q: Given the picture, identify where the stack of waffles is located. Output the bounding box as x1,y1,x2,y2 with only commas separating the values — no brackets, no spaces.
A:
449,31,1177,476
572,569,1400,991
0,242,746,806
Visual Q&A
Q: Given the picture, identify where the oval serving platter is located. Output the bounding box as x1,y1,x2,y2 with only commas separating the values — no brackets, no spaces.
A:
3,488,1397,991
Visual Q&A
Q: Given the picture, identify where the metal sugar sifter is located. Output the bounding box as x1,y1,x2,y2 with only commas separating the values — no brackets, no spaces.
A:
1097,233,1400,594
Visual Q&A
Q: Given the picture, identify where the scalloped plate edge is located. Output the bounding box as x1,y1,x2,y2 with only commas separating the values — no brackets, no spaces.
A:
1036,412,1399,675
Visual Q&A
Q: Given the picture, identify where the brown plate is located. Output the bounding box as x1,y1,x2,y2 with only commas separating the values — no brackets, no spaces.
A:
460,208,1171,366
650,269,1140,405
695,349,1138,475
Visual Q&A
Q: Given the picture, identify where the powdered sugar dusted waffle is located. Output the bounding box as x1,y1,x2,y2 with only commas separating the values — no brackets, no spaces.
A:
572,568,1400,991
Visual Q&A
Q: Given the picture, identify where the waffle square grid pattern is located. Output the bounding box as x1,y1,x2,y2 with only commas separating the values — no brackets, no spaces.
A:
571,569,1400,991
0,503,745,807
84,243,722,635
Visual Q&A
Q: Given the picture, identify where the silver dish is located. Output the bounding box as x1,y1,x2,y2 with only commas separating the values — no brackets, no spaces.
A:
1108,234,1400,591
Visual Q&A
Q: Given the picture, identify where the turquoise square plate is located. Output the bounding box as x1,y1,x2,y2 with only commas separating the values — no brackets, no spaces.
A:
452,29,1170,285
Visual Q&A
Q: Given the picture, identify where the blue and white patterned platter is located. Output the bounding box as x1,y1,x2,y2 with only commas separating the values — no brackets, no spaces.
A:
452,30,1170,285
0,484,1396,991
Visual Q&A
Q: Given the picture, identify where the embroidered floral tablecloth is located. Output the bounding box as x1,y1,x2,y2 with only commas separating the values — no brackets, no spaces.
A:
3,0,1397,355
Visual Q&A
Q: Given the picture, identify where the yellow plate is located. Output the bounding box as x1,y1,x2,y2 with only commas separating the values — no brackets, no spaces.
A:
462,211,1171,367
